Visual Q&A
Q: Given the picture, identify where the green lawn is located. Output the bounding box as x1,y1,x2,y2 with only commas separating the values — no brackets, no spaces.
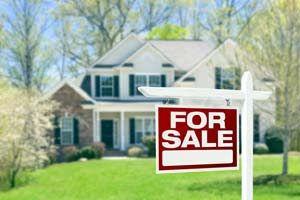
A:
0,155,300,200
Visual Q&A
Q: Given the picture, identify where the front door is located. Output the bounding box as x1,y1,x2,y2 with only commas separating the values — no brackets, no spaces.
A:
101,120,114,149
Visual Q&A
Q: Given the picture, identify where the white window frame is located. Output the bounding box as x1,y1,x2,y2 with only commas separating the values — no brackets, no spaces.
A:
134,117,155,144
100,75,114,97
134,73,161,96
60,117,74,145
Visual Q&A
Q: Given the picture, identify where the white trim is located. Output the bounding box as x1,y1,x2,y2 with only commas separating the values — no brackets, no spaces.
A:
138,86,271,101
42,80,96,104
175,39,236,84
120,111,125,151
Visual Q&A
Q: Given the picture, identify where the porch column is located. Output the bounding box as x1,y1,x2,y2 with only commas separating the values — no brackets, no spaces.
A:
93,110,97,142
120,111,125,151
97,111,101,142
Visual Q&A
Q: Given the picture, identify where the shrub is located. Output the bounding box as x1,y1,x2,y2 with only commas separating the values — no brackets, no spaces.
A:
264,127,284,153
62,146,79,162
45,150,57,166
91,142,105,159
127,146,144,158
254,143,269,154
79,146,96,159
143,136,156,157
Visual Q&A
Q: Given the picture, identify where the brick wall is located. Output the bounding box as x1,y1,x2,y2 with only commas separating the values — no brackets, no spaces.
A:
51,85,93,147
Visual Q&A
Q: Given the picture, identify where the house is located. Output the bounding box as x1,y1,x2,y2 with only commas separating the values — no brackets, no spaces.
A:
44,33,275,153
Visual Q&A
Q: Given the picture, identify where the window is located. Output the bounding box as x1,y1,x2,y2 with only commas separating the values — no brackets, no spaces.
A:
135,74,161,95
149,75,161,87
101,76,113,97
216,67,241,90
135,118,155,143
61,117,73,145
135,75,147,95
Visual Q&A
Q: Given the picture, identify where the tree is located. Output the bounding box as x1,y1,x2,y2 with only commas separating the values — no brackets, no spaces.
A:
242,0,300,175
176,0,259,43
0,78,57,188
145,24,188,40
53,0,137,72
132,0,176,33
1,0,55,91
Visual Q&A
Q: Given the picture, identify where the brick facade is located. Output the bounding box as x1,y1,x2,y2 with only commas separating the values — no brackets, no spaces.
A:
51,85,93,147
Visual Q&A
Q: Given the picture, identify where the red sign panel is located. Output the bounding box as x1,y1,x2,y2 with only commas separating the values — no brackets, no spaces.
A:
156,105,239,173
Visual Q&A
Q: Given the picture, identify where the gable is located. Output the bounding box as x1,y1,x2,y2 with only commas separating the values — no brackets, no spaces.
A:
51,85,87,108
122,44,176,73
96,34,144,66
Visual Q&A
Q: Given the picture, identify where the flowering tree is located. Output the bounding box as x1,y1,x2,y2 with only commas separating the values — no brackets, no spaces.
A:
0,79,57,188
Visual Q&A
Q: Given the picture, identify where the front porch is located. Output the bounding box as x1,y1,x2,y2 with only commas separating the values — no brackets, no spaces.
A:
85,102,158,151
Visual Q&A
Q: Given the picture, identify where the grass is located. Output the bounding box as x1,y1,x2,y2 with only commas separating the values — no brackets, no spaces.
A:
0,155,300,200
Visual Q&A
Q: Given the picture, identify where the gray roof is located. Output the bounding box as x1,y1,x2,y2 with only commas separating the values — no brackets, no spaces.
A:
149,40,215,71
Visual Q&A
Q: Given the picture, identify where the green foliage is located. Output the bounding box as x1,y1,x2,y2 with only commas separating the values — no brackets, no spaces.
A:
145,24,188,40
142,136,156,157
127,146,144,158
91,142,105,159
79,147,96,160
264,127,284,153
253,143,269,154
62,146,79,162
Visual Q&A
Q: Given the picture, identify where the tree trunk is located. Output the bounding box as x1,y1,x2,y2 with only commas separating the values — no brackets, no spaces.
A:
282,128,289,175
9,169,17,188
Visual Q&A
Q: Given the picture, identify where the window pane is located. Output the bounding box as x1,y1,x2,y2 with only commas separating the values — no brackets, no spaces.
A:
135,75,147,95
61,117,73,144
149,75,160,87
221,68,236,89
135,119,143,131
61,131,72,144
101,87,113,96
135,75,147,86
101,76,113,86
136,131,143,143
145,119,153,133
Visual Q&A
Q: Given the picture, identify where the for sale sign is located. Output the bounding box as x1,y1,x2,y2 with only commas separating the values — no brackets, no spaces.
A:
156,105,239,173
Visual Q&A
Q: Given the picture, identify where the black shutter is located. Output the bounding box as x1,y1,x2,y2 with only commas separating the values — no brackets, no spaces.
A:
54,116,61,145
95,75,101,97
129,75,135,96
114,76,119,97
215,67,222,89
80,75,91,96
130,118,135,144
73,117,79,145
254,114,260,143
161,74,166,87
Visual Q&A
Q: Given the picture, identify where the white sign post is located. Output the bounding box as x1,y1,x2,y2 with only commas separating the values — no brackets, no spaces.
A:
138,71,271,200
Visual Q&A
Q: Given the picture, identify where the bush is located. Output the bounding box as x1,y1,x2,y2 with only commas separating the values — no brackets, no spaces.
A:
143,136,156,157
91,142,105,159
79,146,96,159
62,146,79,162
264,127,284,153
44,150,57,166
254,143,269,154
127,146,144,158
